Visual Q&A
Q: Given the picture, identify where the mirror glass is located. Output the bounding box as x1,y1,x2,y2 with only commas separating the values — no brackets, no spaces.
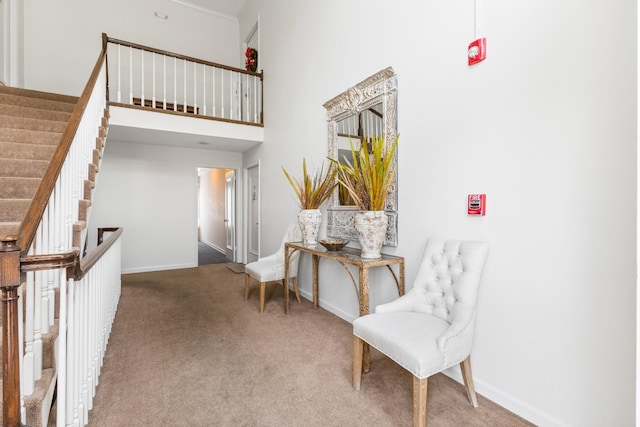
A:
334,104,384,206
323,67,398,246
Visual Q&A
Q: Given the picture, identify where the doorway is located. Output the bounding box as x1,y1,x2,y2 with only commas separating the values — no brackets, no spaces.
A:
197,167,236,265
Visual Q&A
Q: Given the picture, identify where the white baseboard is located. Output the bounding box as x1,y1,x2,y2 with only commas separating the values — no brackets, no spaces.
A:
200,239,225,254
297,285,568,427
296,288,357,323
122,262,196,274
444,367,569,427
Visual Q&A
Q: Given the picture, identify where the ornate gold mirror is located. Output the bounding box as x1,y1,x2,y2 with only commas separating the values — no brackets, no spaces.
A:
323,67,398,246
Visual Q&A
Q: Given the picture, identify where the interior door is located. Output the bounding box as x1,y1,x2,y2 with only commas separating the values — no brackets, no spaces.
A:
247,164,260,263
224,170,236,261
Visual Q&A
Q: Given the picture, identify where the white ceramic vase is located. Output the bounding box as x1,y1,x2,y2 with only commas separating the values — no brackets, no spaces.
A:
354,210,388,259
298,209,322,245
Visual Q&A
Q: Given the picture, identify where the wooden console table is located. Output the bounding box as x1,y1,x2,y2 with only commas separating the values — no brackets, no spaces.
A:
283,242,405,316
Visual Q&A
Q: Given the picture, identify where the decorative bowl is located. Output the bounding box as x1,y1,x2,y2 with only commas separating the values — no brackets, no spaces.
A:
318,239,349,251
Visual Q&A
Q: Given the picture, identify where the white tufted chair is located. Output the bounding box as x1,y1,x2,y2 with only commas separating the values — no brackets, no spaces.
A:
352,238,489,427
244,223,303,313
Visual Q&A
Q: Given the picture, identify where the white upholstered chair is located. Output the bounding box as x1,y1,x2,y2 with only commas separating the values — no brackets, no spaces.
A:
244,223,303,313
352,238,489,427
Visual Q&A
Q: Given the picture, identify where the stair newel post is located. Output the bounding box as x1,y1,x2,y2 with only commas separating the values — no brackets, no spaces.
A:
0,236,23,427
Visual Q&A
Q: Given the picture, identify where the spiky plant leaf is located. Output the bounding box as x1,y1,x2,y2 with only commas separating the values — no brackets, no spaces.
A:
328,135,398,211
282,158,338,210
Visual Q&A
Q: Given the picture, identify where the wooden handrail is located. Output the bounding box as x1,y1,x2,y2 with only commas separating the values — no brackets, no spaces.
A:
19,46,109,254
97,227,120,245
105,34,263,79
19,227,123,281
77,227,123,279
20,251,78,273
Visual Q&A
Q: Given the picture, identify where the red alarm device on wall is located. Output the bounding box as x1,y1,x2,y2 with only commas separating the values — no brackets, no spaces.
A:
468,38,487,66
468,194,486,216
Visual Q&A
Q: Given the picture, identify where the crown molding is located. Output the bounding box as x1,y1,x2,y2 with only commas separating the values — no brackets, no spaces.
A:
167,0,238,22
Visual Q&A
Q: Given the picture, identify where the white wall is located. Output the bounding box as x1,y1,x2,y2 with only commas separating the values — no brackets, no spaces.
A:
22,0,240,95
239,1,636,426
89,140,241,273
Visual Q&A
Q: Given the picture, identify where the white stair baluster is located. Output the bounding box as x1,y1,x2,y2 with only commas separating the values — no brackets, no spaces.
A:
229,70,233,120
129,47,133,104
212,67,216,118
152,52,156,108
141,49,145,106
117,44,121,103
202,64,206,116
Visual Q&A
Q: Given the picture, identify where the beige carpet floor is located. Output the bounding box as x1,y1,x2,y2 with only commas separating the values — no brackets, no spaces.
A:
86,263,534,427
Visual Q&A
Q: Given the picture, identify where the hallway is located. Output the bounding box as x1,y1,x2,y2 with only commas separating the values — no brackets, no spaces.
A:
198,241,229,265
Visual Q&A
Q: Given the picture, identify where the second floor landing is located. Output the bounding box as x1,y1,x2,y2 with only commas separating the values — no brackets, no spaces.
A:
107,105,263,152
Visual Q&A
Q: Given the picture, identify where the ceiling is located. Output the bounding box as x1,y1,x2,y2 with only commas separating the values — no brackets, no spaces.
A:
107,123,261,153
170,0,246,19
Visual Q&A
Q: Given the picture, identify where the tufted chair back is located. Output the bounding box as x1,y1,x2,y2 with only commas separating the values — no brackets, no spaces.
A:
408,239,489,324
352,237,489,427
373,237,490,365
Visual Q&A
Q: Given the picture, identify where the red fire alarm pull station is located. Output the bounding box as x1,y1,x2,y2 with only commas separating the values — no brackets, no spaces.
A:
468,194,486,216
468,38,487,66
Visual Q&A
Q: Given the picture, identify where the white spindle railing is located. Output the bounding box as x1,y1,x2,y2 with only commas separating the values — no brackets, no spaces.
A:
17,57,119,427
58,235,122,427
105,37,263,125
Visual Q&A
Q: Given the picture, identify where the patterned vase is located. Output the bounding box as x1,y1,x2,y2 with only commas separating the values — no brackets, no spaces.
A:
354,211,388,259
298,209,322,245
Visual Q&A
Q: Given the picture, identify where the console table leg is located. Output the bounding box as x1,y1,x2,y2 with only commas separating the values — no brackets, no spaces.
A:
358,267,369,316
312,255,319,308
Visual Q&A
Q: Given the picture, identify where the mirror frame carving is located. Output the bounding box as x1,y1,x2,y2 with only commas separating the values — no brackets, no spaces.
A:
323,67,398,246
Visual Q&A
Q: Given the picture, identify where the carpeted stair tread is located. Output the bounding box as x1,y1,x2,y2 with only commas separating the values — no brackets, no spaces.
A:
0,221,20,238
0,104,72,123
0,86,86,427
0,128,62,145
0,92,76,113
41,321,59,370
0,85,78,105
84,179,95,200
78,199,92,221
0,199,31,222
0,177,40,198
24,368,57,427
0,158,49,178
0,141,57,161
0,115,67,133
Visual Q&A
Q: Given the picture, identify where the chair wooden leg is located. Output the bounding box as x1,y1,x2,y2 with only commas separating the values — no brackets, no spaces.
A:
244,273,250,300
353,336,364,390
259,282,266,313
413,376,428,427
460,356,478,407
293,277,301,303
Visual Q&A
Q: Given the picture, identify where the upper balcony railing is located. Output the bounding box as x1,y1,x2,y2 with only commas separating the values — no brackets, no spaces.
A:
103,33,263,126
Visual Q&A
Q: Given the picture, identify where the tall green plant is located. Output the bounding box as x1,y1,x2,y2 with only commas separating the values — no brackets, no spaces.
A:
329,135,398,211
282,158,338,210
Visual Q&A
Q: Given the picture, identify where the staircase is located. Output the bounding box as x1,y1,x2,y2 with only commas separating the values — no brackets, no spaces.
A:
0,85,100,426
0,86,78,239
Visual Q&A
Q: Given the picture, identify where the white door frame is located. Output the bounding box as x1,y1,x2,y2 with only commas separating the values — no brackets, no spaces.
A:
224,170,236,262
245,161,260,263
